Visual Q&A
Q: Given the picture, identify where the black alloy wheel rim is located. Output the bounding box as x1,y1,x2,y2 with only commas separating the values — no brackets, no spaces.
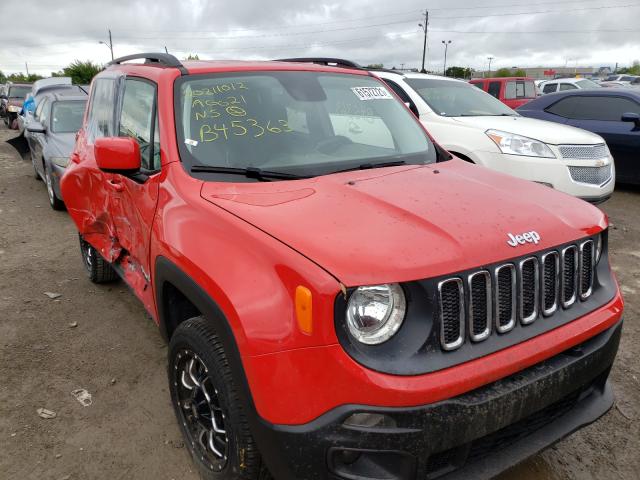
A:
173,349,229,472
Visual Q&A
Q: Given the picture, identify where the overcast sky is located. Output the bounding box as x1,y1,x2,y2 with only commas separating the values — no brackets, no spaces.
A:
1,0,639,76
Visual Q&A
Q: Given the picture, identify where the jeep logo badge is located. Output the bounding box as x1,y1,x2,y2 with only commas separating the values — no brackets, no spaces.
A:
507,231,541,247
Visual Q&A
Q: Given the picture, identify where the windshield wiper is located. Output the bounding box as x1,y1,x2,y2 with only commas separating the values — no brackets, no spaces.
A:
330,160,407,175
190,165,306,181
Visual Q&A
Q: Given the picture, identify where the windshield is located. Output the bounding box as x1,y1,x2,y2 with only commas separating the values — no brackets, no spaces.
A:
575,79,601,89
405,78,516,117
51,100,86,133
175,71,436,179
8,86,31,98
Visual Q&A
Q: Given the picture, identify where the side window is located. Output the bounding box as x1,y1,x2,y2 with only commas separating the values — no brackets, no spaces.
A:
560,83,577,91
383,79,419,116
543,83,557,94
488,82,501,98
87,78,117,142
545,97,581,117
567,96,640,121
39,100,52,128
35,98,48,120
471,82,484,90
119,79,159,171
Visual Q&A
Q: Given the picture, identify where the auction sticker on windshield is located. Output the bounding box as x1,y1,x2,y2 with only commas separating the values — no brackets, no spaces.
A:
351,86,393,101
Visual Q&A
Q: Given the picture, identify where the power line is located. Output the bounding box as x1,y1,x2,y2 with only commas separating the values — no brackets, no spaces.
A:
430,2,640,19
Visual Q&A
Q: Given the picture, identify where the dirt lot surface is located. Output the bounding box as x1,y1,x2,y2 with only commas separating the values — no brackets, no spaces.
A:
0,122,638,480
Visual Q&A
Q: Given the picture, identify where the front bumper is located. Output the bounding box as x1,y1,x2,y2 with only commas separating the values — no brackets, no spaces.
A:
473,150,615,202
254,320,621,480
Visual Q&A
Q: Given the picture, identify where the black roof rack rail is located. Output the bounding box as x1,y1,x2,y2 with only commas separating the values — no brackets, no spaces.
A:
275,57,362,69
108,53,188,75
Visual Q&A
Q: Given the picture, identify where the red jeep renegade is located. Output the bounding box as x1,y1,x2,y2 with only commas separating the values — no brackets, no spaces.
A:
61,53,623,480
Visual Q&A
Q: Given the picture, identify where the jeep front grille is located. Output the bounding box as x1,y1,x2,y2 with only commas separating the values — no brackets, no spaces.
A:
559,143,608,160
568,164,612,186
438,239,596,351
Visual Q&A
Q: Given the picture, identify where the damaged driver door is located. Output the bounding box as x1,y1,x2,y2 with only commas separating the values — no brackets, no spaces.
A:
106,77,161,314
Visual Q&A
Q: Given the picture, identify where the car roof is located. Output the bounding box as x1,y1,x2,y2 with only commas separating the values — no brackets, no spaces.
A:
373,70,469,84
518,86,640,109
471,77,533,81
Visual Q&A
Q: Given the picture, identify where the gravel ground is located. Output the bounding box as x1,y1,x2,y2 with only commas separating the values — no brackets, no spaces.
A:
0,122,638,480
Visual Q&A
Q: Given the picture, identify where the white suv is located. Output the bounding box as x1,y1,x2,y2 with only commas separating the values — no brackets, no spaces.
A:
539,78,601,94
373,70,615,203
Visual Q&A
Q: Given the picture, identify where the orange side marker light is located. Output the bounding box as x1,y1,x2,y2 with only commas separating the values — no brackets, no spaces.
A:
295,286,313,335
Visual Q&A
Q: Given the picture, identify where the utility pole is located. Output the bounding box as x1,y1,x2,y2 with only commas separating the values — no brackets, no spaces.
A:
25,62,29,76
487,56,494,77
442,40,452,76
419,10,428,73
99,29,114,61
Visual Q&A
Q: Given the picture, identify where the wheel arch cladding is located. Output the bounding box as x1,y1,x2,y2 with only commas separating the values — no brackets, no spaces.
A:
154,255,301,479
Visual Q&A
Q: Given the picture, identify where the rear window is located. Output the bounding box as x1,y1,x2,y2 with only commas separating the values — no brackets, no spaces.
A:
8,86,31,98
505,81,535,99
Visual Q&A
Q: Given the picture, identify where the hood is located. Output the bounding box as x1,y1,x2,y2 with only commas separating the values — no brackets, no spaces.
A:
450,115,603,145
200,160,606,286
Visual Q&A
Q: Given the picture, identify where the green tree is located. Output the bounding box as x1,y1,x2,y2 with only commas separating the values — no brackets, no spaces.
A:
513,69,527,77
61,60,103,84
446,66,472,78
629,60,640,75
0,70,6,84
495,68,512,77
7,72,44,82
366,63,383,69
185,54,200,60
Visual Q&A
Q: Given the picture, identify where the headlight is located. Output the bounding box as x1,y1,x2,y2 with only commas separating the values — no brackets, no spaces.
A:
486,129,556,158
7,105,21,113
346,283,406,345
51,156,70,168
595,232,603,264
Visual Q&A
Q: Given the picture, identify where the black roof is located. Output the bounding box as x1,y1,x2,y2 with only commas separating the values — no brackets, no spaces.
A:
517,87,640,111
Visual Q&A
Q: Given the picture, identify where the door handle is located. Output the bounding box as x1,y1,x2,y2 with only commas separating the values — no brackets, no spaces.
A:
107,179,124,192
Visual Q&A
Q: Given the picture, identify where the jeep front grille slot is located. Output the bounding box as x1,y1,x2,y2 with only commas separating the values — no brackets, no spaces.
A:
468,271,491,342
561,246,578,308
436,238,597,351
519,257,539,324
580,240,594,300
495,264,516,333
541,252,559,316
438,278,465,351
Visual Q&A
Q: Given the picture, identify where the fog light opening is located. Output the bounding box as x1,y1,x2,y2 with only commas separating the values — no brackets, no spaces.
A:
343,412,397,429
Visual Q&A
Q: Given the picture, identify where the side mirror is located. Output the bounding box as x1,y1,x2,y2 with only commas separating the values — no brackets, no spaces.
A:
621,112,640,127
95,137,141,173
27,121,45,134
0,94,7,100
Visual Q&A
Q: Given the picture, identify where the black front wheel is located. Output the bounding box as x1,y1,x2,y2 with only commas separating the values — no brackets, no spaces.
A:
168,317,270,479
79,235,119,283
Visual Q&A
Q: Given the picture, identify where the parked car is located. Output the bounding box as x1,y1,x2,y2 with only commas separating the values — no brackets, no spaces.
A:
539,78,601,94
17,77,84,134
62,53,623,480
285,61,614,203
469,76,536,108
26,92,87,209
517,89,640,185
1,83,32,129
604,74,639,84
